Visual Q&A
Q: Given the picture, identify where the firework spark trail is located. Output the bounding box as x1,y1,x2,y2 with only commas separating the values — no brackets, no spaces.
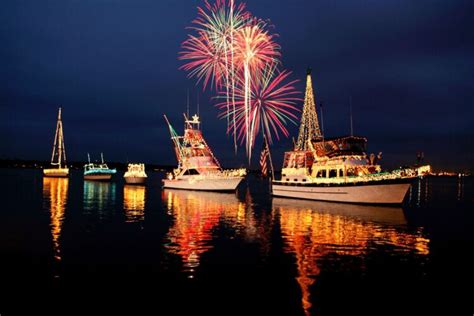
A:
216,66,301,151
233,23,280,161
230,0,237,153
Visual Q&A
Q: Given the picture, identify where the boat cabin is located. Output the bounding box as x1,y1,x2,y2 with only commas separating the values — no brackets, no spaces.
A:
281,136,382,183
312,136,367,158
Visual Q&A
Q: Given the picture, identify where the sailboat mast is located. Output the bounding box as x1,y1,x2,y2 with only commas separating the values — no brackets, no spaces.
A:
51,108,60,165
57,108,64,168
60,108,66,167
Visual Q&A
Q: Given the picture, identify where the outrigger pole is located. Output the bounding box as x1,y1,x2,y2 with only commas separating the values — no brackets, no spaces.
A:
163,115,185,163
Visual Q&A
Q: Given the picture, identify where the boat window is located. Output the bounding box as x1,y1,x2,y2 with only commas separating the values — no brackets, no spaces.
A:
329,169,338,178
286,178,289,181
184,169,200,175
347,168,356,177
302,179,307,182
294,179,298,182
339,169,344,177
317,170,326,178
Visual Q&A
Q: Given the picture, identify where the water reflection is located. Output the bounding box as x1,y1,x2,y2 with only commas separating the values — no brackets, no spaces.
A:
83,181,116,217
457,176,464,201
163,189,249,278
273,198,430,316
123,185,145,223
42,177,69,262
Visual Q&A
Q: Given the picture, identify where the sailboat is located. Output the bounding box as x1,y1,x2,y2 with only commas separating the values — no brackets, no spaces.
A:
43,108,69,177
162,114,246,191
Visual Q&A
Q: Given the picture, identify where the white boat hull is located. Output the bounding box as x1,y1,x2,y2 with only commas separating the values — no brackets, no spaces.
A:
43,168,69,177
272,181,412,204
163,177,243,192
124,176,147,185
84,174,113,181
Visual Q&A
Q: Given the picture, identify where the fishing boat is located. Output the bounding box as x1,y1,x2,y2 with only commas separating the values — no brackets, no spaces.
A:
43,108,69,177
162,114,246,191
124,163,147,184
83,153,116,181
272,69,429,204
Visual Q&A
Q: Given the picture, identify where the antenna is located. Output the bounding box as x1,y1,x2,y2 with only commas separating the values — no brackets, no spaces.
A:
87,153,90,164
350,96,353,136
186,89,190,118
197,91,200,116
320,102,324,140
101,152,104,164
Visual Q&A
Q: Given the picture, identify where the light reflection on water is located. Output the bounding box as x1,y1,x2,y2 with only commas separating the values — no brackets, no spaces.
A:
162,187,275,279
123,185,146,223
83,181,116,218
42,177,69,263
163,189,250,278
274,198,430,316
0,167,468,315
34,171,470,315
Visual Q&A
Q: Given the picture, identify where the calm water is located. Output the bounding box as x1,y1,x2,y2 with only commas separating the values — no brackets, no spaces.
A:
0,168,472,315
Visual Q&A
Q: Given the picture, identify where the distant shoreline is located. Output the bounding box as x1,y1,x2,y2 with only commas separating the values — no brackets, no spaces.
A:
0,159,266,173
0,159,173,172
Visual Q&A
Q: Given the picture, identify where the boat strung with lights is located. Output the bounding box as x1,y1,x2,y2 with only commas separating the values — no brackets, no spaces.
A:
272,70,429,204
124,163,147,184
162,114,246,192
43,107,69,177
83,153,116,181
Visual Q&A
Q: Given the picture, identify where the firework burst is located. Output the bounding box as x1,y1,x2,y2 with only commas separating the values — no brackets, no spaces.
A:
179,0,250,151
180,0,300,163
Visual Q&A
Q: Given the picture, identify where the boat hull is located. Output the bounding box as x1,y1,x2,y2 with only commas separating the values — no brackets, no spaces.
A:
124,176,147,185
272,180,412,204
84,174,113,181
162,177,243,192
43,168,69,177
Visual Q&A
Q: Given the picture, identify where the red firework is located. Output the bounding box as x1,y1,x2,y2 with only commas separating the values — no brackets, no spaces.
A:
180,32,227,90
233,23,281,74
179,0,250,90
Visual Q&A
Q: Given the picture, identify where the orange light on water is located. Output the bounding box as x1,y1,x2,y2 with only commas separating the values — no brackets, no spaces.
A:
123,185,145,223
43,177,69,262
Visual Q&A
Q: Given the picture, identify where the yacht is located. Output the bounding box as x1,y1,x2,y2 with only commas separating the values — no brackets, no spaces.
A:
162,114,245,191
272,70,430,204
124,163,147,184
84,153,116,181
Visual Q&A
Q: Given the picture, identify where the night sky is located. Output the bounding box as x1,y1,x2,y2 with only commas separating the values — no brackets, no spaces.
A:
1,0,473,171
